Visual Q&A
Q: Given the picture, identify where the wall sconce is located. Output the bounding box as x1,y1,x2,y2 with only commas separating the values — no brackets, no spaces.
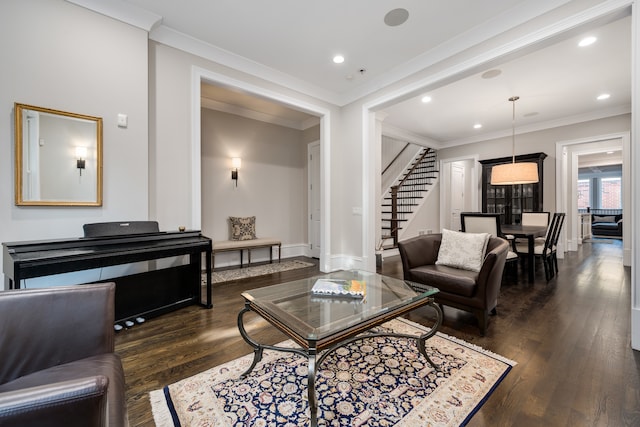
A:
76,146,87,176
231,157,241,186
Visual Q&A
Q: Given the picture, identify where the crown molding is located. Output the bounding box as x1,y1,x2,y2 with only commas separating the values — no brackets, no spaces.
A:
442,104,631,148
151,25,343,106
382,123,442,149
201,97,319,130
65,0,162,31
301,116,321,130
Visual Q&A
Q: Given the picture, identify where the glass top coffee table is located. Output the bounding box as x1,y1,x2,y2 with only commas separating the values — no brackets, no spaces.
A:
237,270,441,427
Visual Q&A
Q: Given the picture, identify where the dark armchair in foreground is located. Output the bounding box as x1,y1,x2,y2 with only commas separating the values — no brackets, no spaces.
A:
398,233,508,335
0,282,128,427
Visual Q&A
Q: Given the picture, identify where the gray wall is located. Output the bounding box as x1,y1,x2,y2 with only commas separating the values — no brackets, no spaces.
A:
0,0,149,246
0,0,149,286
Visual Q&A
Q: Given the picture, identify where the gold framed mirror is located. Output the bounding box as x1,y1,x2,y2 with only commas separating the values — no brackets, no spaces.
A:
14,103,103,206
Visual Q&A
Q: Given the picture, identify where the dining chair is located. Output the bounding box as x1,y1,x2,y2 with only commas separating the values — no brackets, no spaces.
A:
519,211,550,244
521,212,550,227
514,212,565,281
460,212,519,267
549,213,566,274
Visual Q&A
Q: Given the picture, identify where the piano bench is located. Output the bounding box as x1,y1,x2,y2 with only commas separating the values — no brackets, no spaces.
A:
212,238,281,269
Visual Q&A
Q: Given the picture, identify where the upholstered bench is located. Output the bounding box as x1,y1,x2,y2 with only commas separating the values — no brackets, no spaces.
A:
212,238,281,269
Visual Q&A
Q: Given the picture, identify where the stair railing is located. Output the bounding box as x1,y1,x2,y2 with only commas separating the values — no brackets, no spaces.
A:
382,143,410,176
388,149,433,246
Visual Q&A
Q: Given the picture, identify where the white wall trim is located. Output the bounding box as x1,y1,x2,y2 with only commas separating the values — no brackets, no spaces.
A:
191,68,203,230
630,0,640,350
191,66,332,272
307,140,321,259
66,0,162,31
330,254,365,272
361,108,378,272
155,26,341,105
201,98,319,130
382,123,442,149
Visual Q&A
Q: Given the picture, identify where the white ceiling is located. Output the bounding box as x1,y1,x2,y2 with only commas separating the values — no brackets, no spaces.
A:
117,0,565,102
71,0,631,149
382,15,631,146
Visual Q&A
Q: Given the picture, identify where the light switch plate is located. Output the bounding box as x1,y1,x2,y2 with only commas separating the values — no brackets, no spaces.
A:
117,113,128,128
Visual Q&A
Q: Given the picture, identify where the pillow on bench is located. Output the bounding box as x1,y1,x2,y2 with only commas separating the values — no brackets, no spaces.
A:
229,216,257,240
435,228,490,272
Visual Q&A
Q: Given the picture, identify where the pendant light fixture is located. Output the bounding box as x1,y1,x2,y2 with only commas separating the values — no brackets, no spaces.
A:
490,96,539,185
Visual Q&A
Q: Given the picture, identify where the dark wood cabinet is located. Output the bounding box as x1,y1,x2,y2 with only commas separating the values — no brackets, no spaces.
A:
479,152,547,225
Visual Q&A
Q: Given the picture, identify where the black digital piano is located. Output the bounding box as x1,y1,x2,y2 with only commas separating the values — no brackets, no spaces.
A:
2,222,212,323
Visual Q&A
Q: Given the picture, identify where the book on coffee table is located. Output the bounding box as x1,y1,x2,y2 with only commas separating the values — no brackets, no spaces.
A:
311,279,366,298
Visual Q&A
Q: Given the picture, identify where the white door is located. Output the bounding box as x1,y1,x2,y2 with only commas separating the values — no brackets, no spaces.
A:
450,163,465,230
308,141,321,258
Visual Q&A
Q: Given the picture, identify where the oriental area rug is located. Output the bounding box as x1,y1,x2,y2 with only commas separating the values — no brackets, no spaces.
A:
209,260,315,284
150,318,515,426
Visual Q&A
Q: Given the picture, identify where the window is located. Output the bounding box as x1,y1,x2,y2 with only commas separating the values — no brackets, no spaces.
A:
577,163,622,210
577,179,590,209
600,177,622,209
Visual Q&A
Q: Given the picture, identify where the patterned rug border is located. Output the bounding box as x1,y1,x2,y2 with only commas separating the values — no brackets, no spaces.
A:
150,317,516,426
209,260,315,283
406,319,517,366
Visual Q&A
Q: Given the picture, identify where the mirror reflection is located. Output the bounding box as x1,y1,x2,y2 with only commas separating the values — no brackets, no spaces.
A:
14,103,102,206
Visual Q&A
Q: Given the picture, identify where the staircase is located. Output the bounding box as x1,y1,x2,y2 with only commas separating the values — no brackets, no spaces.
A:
380,147,439,249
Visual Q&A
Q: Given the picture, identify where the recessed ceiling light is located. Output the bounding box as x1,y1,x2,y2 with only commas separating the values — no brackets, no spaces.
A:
481,69,502,79
579,36,597,47
421,96,432,103
333,55,345,64
606,151,614,154
597,93,610,100
473,124,482,129
384,8,409,27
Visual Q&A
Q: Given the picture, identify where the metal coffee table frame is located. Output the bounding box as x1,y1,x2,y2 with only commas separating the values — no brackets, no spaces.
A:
237,272,442,427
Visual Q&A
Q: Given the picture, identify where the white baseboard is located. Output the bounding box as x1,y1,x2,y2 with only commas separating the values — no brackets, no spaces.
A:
382,247,399,259
327,254,362,271
632,307,640,351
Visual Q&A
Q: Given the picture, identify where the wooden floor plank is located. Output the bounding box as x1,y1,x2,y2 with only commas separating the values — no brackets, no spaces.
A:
115,241,640,427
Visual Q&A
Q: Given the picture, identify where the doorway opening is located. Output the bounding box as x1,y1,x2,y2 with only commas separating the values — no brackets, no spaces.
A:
191,67,332,272
555,132,630,265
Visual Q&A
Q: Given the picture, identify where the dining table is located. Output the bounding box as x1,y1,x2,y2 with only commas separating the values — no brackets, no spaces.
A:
501,224,548,282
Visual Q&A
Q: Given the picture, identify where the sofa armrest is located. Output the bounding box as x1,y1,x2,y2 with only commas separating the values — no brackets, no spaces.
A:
476,238,508,307
0,376,109,427
0,283,115,384
398,234,441,276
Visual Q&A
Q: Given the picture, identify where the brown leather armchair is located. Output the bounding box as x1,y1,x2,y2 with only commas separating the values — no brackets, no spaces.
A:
0,282,128,427
398,233,508,335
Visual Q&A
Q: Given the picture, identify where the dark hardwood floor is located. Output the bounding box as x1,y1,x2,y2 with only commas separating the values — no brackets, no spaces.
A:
116,240,639,426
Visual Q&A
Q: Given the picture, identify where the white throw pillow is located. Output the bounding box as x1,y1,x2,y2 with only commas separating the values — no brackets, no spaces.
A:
436,229,490,272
